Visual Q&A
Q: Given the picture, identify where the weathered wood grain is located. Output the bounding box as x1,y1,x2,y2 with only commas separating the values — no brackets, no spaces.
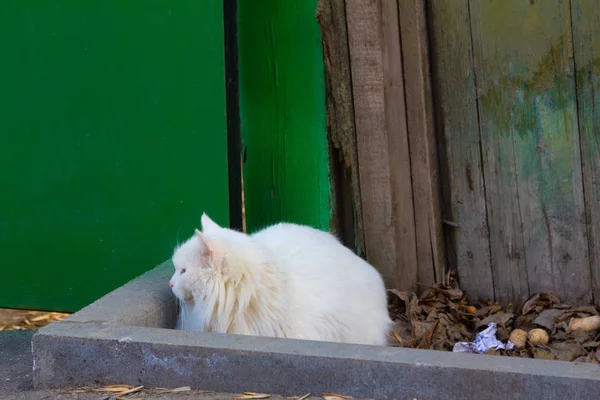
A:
380,0,419,292
571,0,600,302
398,0,446,286
467,1,530,306
428,0,494,300
316,0,365,255
468,0,590,305
345,0,399,288
470,0,591,303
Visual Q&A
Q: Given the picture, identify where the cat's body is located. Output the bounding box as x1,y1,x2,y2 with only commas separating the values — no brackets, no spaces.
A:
169,214,392,346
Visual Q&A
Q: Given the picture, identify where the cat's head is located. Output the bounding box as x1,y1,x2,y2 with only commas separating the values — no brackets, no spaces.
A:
169,213,232,303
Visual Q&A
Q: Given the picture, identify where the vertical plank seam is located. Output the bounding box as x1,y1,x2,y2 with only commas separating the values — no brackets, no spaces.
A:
568,0,595,304
418,0,446,284
510,121,531,299
341,0,366,255
224,0,243,230
423,1,448,283
343,1,367,256
466,0,496,301
395,0,420,286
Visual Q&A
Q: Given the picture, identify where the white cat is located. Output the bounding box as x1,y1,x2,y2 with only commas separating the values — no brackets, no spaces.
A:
169,213,392,346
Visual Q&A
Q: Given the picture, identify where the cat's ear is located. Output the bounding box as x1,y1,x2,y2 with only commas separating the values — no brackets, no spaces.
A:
201,213,221,233
195,228,228,275
195,228,213,261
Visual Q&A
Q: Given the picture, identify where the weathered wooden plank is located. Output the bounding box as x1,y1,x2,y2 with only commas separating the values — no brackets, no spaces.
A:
398,0,446,286
467,1,530,306
345,0,399,289
469,0,590,305
428,0,494,300
316,0,365,255
380,0,419,292
571,0,600,302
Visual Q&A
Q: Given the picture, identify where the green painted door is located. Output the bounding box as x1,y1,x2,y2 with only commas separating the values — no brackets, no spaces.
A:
0,1,229,312
238,0,330,232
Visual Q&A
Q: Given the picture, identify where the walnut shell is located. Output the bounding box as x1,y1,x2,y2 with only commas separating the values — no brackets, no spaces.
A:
527,328,549,345
509,328,528,349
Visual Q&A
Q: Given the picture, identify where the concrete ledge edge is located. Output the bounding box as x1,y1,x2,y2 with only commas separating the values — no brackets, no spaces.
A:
64,261,176,328
32,321,600,399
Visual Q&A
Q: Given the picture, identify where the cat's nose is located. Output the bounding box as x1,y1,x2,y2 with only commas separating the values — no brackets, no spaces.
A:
169,281,174,288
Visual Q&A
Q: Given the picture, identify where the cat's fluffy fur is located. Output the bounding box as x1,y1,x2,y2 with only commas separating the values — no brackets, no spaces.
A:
169,213,392,346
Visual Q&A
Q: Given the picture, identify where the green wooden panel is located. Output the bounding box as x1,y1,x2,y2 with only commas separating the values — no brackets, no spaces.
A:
0,1,229,312
238,0,330,232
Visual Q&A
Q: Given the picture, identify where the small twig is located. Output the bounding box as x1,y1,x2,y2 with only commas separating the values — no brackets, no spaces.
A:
101,385,143,400
234,393,271,399
443,219,460,228
323,393,353,399
393,331,403,344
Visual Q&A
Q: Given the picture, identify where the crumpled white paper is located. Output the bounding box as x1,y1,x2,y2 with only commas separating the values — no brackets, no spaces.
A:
452,322,515,354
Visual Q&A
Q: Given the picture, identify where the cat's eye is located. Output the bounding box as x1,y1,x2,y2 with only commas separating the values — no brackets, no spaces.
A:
180,268,186,274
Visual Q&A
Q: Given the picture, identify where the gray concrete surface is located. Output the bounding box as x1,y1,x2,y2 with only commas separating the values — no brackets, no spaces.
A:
1,330,35,396
33,321,600,399
65,261,176,328
7,390,320,400
29,262,600,399
1,330,330,400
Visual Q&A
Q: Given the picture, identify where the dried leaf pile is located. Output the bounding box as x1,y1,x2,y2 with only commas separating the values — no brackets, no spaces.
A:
388,270,600,363
0,308,71,331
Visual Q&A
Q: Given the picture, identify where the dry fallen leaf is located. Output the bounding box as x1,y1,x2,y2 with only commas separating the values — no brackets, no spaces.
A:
386,270,600,363
533,309,564,331
522,293,561,315
548,342,584,362
234,392,272,399
478,312,514,330
532,348,555,360
323,393,353,400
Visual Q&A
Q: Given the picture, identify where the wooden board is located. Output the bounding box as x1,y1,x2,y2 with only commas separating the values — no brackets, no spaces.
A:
346,0,428,291
381,0,419,291
466,1,530,306
468,0,590,305
238,0,330,232
316,0,366,254
428,0,494,300
398,0,446,286
0,1,230,311
345,0,395,287
571,0,600,302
